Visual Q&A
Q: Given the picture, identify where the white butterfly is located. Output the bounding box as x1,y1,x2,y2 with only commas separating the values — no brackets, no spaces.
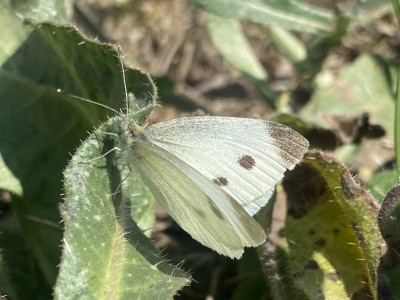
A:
67,54,308,259
119,115,309,259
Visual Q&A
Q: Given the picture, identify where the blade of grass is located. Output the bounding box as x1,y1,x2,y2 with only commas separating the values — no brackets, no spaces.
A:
391,0,400,180
391,0,400,19
395,69,400,181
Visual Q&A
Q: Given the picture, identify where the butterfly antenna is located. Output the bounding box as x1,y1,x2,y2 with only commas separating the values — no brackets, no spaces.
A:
57,89,120,115
117,46,130,115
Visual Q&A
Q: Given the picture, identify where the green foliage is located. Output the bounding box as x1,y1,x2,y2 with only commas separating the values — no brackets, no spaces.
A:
189,0,335,33
207,13,276,103
57,116,189,299
0,0,399,299
283,152,383,299
0,5,189,299
366,170,398,203
300,55,395,171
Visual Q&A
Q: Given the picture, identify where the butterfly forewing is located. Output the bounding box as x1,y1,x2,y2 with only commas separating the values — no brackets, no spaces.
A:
132,141,266,259
141,116,309,216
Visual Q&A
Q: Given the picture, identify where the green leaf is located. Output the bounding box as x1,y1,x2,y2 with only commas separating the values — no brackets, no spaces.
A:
190,0,334,33
0,210,51,299
0,19,126,288
0,215,22,299
301,55,394,135
0,14,187,297
56,114,190,298
0,2,31,68
300,55,395,170
282,151,384,299
207,13,268,82
0,254,15,298
392,0,400,23
393,0,400,180
268,27,307,63
3,0,71,23
366,170,398,203
206,14,276,103
353,0,392,22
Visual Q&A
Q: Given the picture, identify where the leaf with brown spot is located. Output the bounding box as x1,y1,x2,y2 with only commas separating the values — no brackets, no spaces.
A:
282,150,384,299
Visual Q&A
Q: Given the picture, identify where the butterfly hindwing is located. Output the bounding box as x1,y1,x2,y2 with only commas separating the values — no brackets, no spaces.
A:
132,141,266,259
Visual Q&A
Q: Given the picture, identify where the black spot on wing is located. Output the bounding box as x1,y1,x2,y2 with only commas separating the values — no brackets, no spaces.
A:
238,155,255,170
213,177,229,187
